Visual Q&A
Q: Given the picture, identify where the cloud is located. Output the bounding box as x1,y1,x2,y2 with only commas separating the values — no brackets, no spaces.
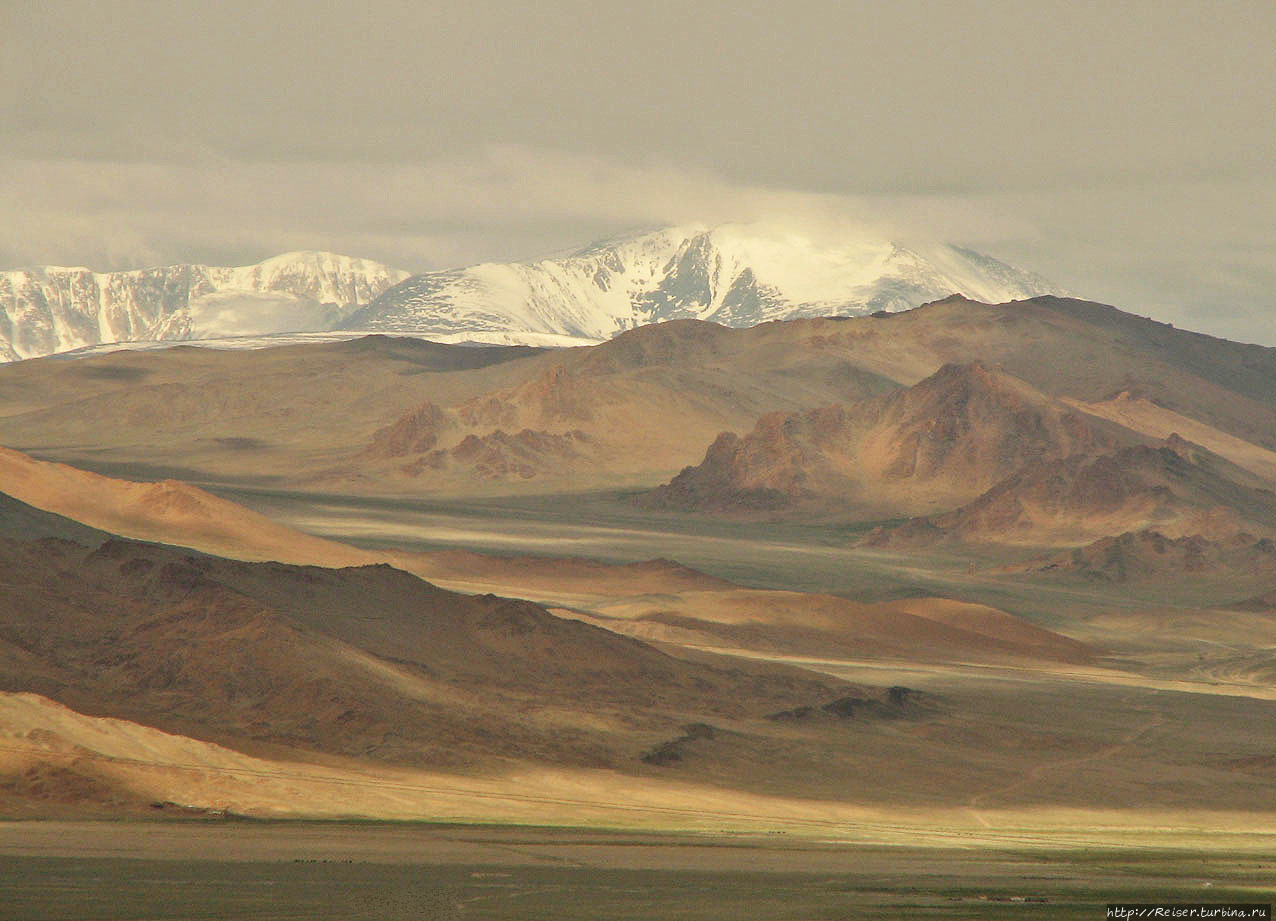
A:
0,146,1033,269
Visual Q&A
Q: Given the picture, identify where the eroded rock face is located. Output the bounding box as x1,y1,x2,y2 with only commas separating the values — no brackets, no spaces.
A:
366,402,452,458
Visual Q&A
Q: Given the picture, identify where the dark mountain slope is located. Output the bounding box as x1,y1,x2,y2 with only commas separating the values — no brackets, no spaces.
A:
0,537,862,772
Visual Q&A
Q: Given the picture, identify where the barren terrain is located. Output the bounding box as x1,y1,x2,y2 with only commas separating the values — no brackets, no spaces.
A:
1,300,1274,917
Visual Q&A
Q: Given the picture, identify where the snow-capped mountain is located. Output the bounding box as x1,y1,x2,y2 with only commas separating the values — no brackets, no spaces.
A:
0,252,410,361
343,223,1068,344
1,224,1070,362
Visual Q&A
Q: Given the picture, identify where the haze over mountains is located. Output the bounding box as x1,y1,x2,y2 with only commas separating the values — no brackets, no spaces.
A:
1,222,1065,361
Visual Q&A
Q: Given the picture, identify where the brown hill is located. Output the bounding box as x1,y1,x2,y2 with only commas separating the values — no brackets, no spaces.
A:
868,438,1276,548
404,549,734,599
1009,529,1276,583
363,400,455,457
577,589,1097,665
350,320,897,491
778,294,1276,452
0,446,374,567
0,319,897,495
0,535,863,772
648,362,1123,517
2,296,1274,499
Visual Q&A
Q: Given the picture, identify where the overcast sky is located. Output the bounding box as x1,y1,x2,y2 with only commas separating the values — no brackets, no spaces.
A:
2,0,1274,343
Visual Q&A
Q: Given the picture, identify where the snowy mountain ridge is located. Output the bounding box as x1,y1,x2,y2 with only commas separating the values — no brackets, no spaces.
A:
344,223,1068,342
0,252,410,361
1,223,1069,362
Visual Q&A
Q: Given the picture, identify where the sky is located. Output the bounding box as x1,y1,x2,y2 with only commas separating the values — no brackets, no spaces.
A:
2,0,1274,343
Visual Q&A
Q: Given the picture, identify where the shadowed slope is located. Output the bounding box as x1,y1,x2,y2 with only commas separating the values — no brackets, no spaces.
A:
0,536,862,772
0,489,113,546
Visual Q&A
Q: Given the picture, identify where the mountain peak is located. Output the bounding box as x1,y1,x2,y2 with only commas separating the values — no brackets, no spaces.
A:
1,222,1068,363
344,222,1068,346
887,360,1042,417
925,292,982,307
